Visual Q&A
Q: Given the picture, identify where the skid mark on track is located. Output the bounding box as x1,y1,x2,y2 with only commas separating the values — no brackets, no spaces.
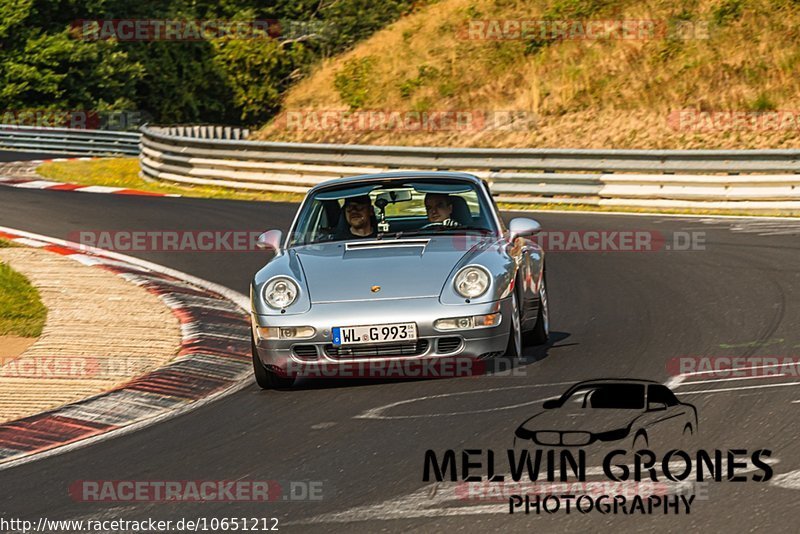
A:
664,218,800,236
354,382,572,420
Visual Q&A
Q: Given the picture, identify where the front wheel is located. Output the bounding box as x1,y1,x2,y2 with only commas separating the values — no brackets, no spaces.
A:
525,271,549,345
252,334,295,390
505,290,523,359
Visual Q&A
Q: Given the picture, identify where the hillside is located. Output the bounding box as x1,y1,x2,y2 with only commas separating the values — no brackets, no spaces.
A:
256,0,800,149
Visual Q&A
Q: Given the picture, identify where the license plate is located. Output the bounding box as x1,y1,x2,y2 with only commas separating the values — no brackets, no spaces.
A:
332,322,417,346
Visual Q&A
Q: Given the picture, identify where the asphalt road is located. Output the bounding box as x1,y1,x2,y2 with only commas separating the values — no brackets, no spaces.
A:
0,150,64,162
1,183,799,532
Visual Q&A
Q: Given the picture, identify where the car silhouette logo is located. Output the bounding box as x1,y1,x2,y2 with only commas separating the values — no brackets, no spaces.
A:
513,379,697,450
371,285,381,293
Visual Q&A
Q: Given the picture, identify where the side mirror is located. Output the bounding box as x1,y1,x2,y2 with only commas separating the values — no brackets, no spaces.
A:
508,218,542,240
647,401,667,412
257,229,283,252
542,399,560,409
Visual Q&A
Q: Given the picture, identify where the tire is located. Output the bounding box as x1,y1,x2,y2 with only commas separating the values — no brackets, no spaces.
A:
525,270,550,345
252,334,295,389
505,290,523,359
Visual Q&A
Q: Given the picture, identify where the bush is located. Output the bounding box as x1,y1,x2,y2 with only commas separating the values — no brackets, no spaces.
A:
334,56,377,109
0,0,416,125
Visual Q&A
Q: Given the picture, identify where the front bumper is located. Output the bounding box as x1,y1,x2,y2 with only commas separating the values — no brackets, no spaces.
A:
252,296,512,375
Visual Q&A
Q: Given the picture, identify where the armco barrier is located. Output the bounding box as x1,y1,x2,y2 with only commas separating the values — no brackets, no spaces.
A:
139,125,800,210
0,125,140,156
10,122,800,211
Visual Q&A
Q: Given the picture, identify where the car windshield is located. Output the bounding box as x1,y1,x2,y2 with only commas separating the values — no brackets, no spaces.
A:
288,179,498,247
561,384,646,410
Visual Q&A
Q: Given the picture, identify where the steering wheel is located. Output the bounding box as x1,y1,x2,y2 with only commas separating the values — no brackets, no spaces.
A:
419,222,446,230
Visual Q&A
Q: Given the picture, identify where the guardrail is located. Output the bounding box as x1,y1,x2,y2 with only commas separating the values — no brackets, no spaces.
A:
137,124,800,211
0,125,140,156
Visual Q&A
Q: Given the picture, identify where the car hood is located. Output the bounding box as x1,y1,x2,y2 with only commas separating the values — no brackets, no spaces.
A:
517,408,640,435
295,237,479,303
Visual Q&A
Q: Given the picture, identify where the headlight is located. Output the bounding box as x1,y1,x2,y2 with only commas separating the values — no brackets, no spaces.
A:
263,277,299,309
454,266,490,298
256,326,315,340
434,313,501,331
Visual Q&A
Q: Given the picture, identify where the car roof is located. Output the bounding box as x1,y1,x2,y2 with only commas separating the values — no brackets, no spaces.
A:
567,378,662,389
310,171,483,193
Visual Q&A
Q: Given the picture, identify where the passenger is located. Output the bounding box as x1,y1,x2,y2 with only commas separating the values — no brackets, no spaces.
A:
340,195,377,238
424,193,460,227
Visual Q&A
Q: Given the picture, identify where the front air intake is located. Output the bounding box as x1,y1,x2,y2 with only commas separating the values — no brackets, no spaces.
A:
437,337,462,354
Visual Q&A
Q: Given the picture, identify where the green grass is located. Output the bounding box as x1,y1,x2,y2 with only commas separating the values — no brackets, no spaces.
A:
36,158,304,204
0,262,47,337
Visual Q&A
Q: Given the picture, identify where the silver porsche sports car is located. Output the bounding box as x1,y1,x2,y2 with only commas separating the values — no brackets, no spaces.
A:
250,171,549,388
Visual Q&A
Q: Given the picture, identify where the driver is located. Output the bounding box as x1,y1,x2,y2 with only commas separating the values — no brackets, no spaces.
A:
424,193,460,227
340,195,377,238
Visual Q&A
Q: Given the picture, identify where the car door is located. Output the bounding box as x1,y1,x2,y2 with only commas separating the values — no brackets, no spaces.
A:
644,384,691,447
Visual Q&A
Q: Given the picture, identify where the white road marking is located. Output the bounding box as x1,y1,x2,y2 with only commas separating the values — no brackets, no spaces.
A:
67,254,104,266
299,459,779,524
354,382,572,420
678,362,800,378
680,373,796,386
13,180,61,189
76,185,125,193
676,381,800,396
664,375,685,389
771,469,800,490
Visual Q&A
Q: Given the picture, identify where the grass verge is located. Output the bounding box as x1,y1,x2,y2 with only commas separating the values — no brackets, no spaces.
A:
36,158,305,203
0,261,47,337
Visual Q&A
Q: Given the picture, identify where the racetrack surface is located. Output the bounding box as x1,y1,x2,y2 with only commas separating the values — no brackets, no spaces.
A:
0,150,65,162
1,184,799,532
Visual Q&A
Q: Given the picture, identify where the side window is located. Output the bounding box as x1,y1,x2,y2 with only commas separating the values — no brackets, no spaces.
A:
649,385,679,406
